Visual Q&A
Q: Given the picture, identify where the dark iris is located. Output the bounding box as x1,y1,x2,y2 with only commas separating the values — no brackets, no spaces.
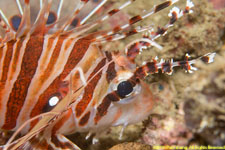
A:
46,12,56,25
117,81,133,98
10,15,21,31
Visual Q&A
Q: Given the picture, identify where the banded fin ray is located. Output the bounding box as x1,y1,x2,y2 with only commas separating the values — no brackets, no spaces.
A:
1,134,80,150
30,0,52,35
15,0,31,37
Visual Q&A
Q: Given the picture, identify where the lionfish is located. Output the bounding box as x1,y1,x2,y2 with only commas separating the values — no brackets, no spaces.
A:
0,0,215,149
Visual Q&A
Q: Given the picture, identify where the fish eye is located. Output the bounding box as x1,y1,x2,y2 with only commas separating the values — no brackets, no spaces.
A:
116,80,133,98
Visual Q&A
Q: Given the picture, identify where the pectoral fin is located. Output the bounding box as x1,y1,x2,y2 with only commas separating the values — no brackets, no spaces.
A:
1,134,80,150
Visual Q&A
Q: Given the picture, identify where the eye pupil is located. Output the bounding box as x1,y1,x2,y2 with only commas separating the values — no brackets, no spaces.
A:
117,81,133,98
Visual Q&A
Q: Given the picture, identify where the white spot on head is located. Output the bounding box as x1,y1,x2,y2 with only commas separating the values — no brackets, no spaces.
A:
49,96,59,106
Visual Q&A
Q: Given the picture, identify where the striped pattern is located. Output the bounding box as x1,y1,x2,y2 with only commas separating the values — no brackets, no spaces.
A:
49,54,115,135
75,58,106,118
0,29,122,138
9,132,80,150
0,0,202,149
0,32,108,132
95,0,179,43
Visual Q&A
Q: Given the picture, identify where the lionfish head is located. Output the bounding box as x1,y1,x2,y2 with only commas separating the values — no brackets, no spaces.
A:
89,51,154,130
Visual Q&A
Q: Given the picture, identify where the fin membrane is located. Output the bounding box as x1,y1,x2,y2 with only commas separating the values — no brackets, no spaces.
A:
1,134,80,150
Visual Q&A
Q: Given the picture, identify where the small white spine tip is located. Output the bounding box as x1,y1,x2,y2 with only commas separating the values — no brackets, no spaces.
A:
169,7,183,18
187,0,195,8
154,43,163,50
185,53,191,57
189,10,194,14
208,52,216,63
188,70,193,73
160,59,165,63
167,71,173,75
190,65,198,71
85,132,92,140
142,61,147,65
172,0,179,4
92,137,99,145
162,31,168,36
